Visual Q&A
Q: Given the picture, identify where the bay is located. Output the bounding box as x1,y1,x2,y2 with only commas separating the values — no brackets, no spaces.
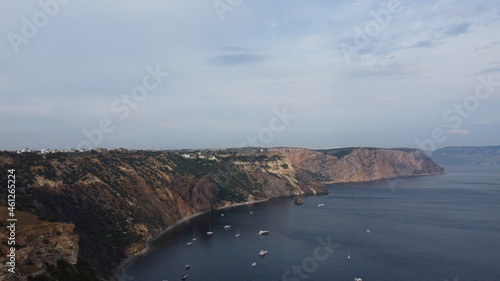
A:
117,165,500,281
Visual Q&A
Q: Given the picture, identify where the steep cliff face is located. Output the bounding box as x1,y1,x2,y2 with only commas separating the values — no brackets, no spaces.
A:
0,150,325,280
272,147,444,183
0,147,443,280
0,208,79,281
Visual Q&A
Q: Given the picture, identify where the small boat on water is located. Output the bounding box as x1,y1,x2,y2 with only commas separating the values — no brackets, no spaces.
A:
185,265,190,270
235,227,240,237
224,225,231,230
186,242,192,246
192,238,196,241
366,229,371,233
258,230,269,235
206,224,213,235
294,195,303,205
181,274,188,280
318,203,325,207
259,250,268,256
354,278,362,281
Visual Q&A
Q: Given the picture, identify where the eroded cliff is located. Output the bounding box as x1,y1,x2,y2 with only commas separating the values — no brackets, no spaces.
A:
0,150,325,280
272,147,444,183
0,147,443,280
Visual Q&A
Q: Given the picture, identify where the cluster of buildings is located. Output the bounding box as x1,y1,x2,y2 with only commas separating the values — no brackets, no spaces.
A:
181,152,218,161
7,147,132,154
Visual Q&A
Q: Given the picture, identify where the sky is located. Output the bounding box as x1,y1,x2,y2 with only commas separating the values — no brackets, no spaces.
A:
1,0,500,151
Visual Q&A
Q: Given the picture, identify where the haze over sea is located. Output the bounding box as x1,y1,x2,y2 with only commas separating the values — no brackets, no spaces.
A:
117,165,500,281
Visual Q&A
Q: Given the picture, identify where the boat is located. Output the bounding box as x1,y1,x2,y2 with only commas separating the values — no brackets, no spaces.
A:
259,250,268,256
347,249,350,260
181,274,188,280
258,230,269,235
354,278,362,281
186,242,192,246
318,203,325,207
235,227,240,237
294,195,303,205
251,262,257,267
185,265,190,270
206,224,213,235
250,211,253,214
192,238,196,241
366,229,371,233
224,225,231,230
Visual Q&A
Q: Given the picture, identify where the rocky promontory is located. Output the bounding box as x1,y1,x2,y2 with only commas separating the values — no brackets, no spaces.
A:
0,147,443,280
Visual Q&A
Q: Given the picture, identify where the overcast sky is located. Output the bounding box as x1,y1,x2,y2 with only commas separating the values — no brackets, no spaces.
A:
1,0,500,151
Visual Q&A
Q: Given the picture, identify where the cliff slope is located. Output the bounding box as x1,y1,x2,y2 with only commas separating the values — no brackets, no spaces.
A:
272,147,444,183
0,147,443,280
0,150,325,280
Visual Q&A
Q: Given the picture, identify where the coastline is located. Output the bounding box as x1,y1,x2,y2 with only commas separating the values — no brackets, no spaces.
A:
109,199,269,281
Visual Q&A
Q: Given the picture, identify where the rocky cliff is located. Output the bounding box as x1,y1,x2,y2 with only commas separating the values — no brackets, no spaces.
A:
0,147,443,280
0,150,325,280
0,208,79,281
272,147,444,183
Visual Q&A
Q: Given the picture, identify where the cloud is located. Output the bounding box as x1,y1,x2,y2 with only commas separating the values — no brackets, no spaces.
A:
207,54,269,66
443,22,471,37
445,129,470,135
407,40,434,49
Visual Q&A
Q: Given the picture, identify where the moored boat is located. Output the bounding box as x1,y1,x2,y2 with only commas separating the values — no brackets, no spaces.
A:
258,230,269,235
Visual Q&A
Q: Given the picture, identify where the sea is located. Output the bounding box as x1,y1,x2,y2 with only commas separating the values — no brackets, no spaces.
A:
116,165,500,281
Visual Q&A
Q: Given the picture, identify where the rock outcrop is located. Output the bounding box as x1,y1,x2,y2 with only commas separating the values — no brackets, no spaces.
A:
0,208,79,281
272,147,444,183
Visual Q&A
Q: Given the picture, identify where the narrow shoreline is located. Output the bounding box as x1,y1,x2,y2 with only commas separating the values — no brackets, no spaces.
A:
109,199,269,280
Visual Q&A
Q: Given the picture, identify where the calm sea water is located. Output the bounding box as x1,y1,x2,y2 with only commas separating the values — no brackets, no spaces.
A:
117,165,500,281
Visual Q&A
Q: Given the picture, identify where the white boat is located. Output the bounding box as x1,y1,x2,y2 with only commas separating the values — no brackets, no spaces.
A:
259,250,268,256
187,242,192,246
185,265,190,270
206,224,213,235
224,225,231,230
354,278,362,281
181,274,188,280
251,262,257,267
192,238,196,241
250,211,253,214
318,203,325,207
235,227,240,237
258,230,269,235
366,229,371,233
